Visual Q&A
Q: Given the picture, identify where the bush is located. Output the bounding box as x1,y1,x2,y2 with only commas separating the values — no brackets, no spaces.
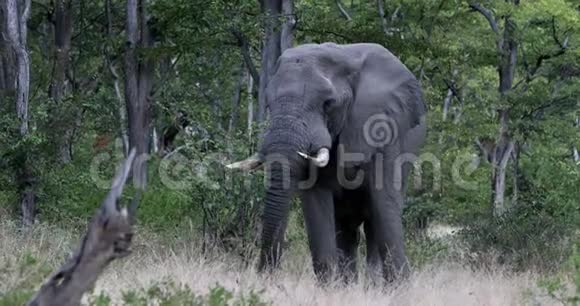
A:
460,204,576,271
102,282,270,306
0,255,271,306
538,245,580,305
0,253,52,306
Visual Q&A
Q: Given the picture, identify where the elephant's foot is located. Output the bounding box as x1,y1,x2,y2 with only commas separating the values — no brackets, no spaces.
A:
337,256,358,285
312,260,335,284
382,256,410,284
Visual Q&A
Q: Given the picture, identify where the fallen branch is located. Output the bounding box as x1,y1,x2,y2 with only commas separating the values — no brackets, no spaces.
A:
28,149,143,306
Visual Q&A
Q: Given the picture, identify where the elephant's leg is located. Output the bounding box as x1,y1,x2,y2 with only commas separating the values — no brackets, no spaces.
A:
367,188,410,282
300,187,337,283
363,221,382,283
335,219,359,283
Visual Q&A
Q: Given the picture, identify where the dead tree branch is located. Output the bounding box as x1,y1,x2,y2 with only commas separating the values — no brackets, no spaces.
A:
231,29,260,87
468,3,499,36
336,0,352,21
527,16,569,78
28,149,143,306
469,2,503,54
377,1,400,36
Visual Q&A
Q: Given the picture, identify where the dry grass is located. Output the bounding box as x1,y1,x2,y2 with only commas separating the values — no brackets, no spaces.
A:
0,219,562,306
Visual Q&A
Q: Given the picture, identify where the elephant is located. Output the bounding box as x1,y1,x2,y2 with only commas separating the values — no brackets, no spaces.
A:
228,42,427,283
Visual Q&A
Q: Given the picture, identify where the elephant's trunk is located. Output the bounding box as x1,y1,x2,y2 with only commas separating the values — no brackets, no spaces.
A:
258,110,307,271
258,162,294,270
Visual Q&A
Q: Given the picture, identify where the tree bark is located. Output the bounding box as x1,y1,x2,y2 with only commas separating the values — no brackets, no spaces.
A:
0,58,10,97
441,70,458,123
492,140,514,216
124,0,153,185
4,0,34,226
377,0,389,35
5,0,31,136
228,63,245,135
211,79,224,131
280,0,294,53
472,2,519,216
511,142,520,205
437,87,454,145
574,117,580,164
490,111,514,216
442,87,453,122
108,60,130,156
28,150,142,306
336,0,352,21
49,0,73,104
48,0,75,164
257,0,281,123
491,14,518,216
247,68,254,140
105,0,129,156
233,29,259,93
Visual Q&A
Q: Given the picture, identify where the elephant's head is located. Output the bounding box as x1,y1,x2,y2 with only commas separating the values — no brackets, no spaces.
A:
227,43,426,271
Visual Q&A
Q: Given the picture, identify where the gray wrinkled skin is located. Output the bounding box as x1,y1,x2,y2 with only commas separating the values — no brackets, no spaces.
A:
257,42,427,284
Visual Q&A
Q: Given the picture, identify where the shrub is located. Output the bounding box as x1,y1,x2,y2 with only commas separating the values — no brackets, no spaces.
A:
538,244,580,305
460,204,576,271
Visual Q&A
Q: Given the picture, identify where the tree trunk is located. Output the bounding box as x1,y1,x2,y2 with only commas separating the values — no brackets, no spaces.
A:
511,142,520,205
124,0,153,185
280,0,294,53
471,2,518,216
211,79,223,131
257,0,281,123
0,56,6,91
4,0,34,225
49,0,75,164
574,117,579,163
106,0,129,156
109,61,130,156
491,141,514,216
491,14,518,216
0,7,14,92
490,108,515,216
377,0,389,35
247,68,254,140
228,63,245,135
441,88,453,122
437,87,454,145
49,0,73,104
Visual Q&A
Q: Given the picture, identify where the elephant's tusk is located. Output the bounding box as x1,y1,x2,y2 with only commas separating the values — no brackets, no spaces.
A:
225,154,263,171
312,148,330,167
297,148,330,167
297,151,310,159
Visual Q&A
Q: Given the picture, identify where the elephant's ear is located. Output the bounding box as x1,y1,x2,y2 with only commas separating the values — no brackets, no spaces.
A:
338,50,426,162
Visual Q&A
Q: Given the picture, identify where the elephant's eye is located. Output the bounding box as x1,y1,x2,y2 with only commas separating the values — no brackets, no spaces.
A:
323,99,336,112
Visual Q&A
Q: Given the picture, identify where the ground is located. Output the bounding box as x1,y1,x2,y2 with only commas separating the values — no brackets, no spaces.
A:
0,219,566,305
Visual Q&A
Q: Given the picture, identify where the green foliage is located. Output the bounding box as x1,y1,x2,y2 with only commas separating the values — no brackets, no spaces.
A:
108,282,270,306
538,245,580,305
461,207,574,271
405,236,451,268
0,253,51,306
0,0,578,290
0,253,270,306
